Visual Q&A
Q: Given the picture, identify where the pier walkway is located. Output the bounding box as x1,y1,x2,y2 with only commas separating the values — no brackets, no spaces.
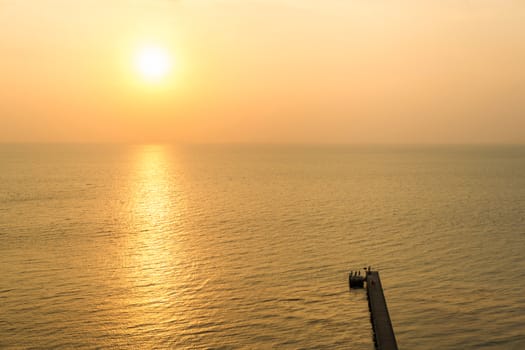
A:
366,271,398,350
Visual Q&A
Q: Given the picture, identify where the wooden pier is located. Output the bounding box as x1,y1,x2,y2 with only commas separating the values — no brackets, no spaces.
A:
365,270,398,350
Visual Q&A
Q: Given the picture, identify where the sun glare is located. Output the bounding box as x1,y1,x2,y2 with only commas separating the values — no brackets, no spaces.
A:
134,46,172,81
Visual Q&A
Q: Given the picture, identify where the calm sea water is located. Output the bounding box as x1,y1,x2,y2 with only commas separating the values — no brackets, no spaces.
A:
1,144,524,349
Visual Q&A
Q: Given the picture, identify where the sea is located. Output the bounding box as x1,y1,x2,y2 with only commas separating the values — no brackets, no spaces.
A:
1,144,524,349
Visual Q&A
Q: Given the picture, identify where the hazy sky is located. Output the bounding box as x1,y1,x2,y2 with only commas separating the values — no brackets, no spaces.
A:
1,0,524,143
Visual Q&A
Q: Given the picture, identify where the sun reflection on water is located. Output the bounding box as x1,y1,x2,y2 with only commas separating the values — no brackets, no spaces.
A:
119,145,187,340
132,145,176,228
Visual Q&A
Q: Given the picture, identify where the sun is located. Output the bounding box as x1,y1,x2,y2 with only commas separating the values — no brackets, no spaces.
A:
134,46,172,81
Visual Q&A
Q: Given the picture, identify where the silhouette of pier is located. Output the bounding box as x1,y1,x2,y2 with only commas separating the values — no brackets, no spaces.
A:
349,268,398,350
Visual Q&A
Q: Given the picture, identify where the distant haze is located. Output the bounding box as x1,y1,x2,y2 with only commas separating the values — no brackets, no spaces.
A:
1,0,524,143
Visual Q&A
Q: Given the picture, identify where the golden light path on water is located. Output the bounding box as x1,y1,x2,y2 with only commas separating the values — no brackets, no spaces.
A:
116,145,188,346
115,145,222,348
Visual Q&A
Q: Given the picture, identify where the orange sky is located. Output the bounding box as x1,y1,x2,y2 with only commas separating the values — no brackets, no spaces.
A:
1,0,524,143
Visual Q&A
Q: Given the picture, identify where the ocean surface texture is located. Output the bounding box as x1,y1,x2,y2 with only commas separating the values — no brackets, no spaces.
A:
1,144,524,349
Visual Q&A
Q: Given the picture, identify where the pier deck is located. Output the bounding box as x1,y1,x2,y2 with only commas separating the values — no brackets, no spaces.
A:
366,271,398,350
